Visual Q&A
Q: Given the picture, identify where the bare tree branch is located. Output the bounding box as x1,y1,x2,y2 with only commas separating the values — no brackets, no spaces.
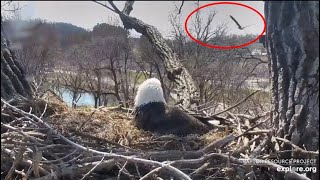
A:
92,1,117,13
178,1,184,15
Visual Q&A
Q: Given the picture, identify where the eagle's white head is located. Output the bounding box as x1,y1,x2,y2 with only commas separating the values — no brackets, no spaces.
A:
134,78,166,107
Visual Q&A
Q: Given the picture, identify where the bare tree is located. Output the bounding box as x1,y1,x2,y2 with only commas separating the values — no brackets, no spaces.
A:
52,42,96,108
54,65,86,108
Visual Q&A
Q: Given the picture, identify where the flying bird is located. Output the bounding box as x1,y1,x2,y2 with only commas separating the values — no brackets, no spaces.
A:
229,15,254,30
133,78,213,136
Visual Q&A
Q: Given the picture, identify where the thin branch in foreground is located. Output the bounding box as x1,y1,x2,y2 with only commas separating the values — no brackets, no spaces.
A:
212,90,260,116
200,134,236,154
39,102,48,119
4,146,24,180
1,123,43,146
117,160,133,180
275,137,319,156
139,166,164,180
235,118,269,138
80,156,105,180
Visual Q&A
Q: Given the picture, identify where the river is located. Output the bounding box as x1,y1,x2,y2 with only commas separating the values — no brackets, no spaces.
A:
52,86,118,107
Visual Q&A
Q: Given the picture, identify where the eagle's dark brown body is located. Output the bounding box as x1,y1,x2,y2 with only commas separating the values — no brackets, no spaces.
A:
133,78,212,136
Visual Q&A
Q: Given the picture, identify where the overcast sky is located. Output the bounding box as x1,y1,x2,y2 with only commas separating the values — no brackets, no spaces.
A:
12,1,265,38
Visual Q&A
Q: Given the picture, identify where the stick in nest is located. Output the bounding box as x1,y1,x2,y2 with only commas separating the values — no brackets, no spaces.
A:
275,137,319,156
80,156,105,180
212,90,260,116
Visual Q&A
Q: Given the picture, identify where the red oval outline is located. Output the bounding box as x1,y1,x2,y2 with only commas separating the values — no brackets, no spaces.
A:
184,2,266,50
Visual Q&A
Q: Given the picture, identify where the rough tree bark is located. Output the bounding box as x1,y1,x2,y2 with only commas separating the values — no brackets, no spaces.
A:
95,1,200,109
1,32,33,100
265,1,319,150
265,1,319,179
265,2,319,178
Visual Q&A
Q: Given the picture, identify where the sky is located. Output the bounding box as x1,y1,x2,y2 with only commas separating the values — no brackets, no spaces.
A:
9,1,265,38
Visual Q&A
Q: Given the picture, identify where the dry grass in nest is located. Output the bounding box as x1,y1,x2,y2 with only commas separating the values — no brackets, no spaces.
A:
46,105,226,152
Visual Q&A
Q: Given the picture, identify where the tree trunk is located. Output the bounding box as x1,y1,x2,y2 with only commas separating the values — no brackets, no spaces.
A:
265,1,319,179
1,32,33,100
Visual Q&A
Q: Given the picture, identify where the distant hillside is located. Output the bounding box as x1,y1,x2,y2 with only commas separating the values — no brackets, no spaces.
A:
51,22,89,48
2,19,89,48
52,22,87,34
92,23,127,38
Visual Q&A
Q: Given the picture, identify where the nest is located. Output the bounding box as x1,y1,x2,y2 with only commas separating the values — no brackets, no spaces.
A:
1,98,318,180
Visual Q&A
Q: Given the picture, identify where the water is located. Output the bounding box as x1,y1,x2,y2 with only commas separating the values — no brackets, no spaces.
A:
52,86,118,107
51,86,94,107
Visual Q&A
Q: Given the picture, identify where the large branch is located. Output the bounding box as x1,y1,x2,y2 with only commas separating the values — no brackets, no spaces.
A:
98,1,200,108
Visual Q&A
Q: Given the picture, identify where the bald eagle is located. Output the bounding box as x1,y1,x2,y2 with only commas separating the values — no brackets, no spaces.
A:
133,78,213,136
229,15,253,30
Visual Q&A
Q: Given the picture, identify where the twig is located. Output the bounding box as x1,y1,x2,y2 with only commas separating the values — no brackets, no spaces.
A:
2,148,50,176
178,1,184,14
275,137,319,156
190,162,210,178
80,156,105,180
1,123,43,146
14,169,27,179
134,162,142,178
39,102,47,119
243,130,272,135
140,166,168,180
32,149,42,178
39,149,78,163
250,135,271,158
212,90,260,116
117,160,132,180
71,129,134,150
231,136,261,156
200,134,236,153
76,159,116,175
4,146,24,180
77,106,102,131
236,118,269,138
